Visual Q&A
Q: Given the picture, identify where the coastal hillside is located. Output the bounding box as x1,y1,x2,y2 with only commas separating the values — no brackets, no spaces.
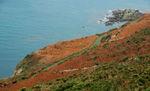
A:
12,35,98,77
0,13,150,91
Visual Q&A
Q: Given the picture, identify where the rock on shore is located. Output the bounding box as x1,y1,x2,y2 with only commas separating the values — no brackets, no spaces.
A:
105,9,142,26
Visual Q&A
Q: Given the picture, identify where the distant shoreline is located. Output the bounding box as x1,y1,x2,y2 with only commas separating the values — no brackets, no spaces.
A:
98,9,142,26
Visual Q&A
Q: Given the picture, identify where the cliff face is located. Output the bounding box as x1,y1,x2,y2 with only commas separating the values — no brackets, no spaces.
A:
0,13,150,91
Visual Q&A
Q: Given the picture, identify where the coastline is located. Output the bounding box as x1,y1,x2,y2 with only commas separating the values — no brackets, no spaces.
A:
98,9,142,26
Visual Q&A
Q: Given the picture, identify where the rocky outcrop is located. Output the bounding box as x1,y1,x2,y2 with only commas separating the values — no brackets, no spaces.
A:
105,9,142,26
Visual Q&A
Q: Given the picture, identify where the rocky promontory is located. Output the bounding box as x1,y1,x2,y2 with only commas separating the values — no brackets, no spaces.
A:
104,9,142,26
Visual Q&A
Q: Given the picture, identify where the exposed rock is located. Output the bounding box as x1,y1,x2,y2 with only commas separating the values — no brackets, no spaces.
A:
105,9,142,26
12,68,23,77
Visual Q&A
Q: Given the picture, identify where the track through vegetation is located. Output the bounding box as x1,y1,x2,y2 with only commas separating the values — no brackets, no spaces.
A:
41,33,107,73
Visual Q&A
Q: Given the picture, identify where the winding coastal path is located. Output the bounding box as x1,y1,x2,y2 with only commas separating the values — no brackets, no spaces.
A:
41,32,107,73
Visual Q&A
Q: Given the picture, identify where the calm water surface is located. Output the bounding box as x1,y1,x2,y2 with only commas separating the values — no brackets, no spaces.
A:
0,0,150,78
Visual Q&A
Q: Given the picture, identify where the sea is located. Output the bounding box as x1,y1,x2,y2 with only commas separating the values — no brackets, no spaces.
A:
0,0,150,78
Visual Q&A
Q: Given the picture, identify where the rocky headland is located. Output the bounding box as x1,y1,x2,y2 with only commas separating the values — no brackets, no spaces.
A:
104,9,142,26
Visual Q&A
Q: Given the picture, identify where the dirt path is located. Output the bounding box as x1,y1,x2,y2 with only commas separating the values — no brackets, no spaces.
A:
41,33,107,73
53,65,98,73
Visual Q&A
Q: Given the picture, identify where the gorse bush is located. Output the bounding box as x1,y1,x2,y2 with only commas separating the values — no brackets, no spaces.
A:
27,54,150,91
19,87,26,91
121,56,129,62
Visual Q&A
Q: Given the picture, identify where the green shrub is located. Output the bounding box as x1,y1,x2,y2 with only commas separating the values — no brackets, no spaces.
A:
132,74,139,78
137,78,146,85
127,40,130,43
89,84,98,91
0,82,3,85
103,43,109,49
21,76,28,80
122,56,129,62
63,81,76,89
113,54,116,57
138,55,149,60
144,75,150,81
12,80,17,84
25,52,34,59
72,82,84,90
137,47,141,51
54,87,62,91
30,72,36,76
61,78,68,83
123,50,126,54
56,78,61,81
93,56,98,61
19,87,27,91
48,82,53,85
36,85,41,88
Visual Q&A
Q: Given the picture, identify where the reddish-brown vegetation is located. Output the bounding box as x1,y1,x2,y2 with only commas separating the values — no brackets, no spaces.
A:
36,35,98,64
0,13,150,91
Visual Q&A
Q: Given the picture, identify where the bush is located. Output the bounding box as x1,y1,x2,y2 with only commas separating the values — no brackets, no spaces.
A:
122,56,129,62
93,56,98,61
56,78,61,81
0,82,3,85
19,87,27,91
30,72,36,76
137,47,141,51
12,80,17,84
54,87,62,91
65,81,76,89
25,52,34,59
113,54,116,57
89,84,98,91
144,75,150,81
123,50,126,54
61,78,68,83
21,76,28,80
137,78,146,85
103,43,110,49
48,82,53,85
72,82,84,90
127,40,130,43
138,55,149,60
132,74,139,78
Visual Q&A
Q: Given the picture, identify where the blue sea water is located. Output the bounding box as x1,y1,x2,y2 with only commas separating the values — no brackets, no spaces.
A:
0,0,150,78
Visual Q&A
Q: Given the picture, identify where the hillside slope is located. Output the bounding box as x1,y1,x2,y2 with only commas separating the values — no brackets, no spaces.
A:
12,35,98,77
0,13,150,91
